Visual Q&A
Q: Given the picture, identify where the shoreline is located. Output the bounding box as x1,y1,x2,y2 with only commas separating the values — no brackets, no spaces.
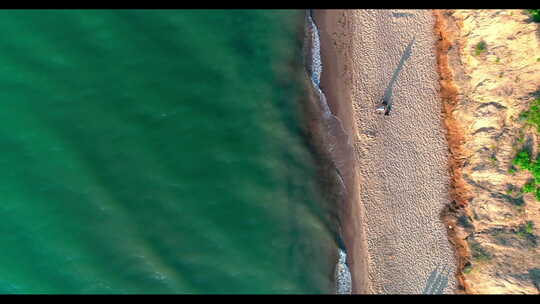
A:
302,9,369,293
309,10,371,294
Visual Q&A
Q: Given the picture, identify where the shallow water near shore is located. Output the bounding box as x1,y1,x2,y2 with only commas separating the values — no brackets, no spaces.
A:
0,10,338,293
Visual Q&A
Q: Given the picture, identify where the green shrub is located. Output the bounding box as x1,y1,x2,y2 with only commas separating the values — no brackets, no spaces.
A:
528,9,540,22
517,221,535,238
532,162,540,183
470,241,492,262
475,41,487,56
523,181,536,193
511,149,540,201
513,150,532,170
522,98,540,132
525,221,534,234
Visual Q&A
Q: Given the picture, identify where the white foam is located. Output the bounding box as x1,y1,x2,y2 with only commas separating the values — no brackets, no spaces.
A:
335,249,352,294
304,9,353,294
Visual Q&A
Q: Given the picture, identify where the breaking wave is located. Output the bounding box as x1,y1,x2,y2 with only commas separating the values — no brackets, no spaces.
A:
303,9,355,294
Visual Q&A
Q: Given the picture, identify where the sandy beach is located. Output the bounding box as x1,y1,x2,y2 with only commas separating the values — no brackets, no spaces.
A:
313,9,459,293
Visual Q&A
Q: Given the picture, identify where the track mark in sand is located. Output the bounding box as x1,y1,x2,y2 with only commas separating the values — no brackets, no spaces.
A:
381,37,415,114
474,102,507,117
422,265,450,294
472,127,498,136
392,12,415,18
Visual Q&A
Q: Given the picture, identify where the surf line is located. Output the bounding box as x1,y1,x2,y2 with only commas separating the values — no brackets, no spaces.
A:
305,9,353,294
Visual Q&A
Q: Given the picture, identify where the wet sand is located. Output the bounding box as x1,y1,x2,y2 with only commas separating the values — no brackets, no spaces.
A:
313,9,458,294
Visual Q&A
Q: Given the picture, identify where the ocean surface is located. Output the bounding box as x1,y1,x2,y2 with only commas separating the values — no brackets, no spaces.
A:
0,10,338,293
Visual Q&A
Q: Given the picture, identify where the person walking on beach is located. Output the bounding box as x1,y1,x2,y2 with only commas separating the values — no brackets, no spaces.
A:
376,98,391,115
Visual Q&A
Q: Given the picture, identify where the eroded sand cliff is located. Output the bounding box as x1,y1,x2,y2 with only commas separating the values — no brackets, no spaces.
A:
435,9,540,294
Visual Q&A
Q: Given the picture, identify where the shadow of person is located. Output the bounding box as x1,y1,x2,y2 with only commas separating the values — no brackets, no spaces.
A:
392,12,415,18
529,268,540,292
381,37,416,115
422,265,450,294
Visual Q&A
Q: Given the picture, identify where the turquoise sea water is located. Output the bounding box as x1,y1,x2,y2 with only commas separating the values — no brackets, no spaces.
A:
0,10,337,293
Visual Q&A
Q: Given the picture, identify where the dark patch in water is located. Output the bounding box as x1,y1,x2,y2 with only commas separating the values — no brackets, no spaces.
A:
303,9,355,294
